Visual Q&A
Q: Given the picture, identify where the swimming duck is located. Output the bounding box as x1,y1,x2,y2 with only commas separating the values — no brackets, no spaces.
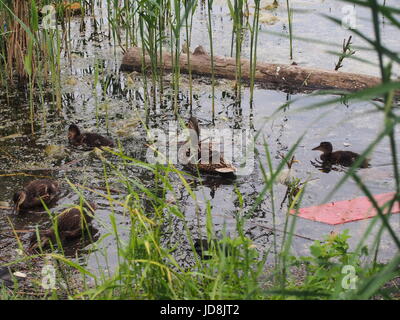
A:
12,179,60,214
312,141,369,168
29,201,96,251
68,123,114,149
183,117,236,175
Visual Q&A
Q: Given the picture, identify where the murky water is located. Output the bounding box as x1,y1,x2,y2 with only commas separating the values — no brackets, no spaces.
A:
1,0,400,275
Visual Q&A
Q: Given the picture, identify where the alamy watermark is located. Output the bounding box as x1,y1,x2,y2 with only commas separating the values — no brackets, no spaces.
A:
341,265,357,290
41,256,56,290
342,5,357,30
42,5,56,30
41,264,56,290
145,121,255,176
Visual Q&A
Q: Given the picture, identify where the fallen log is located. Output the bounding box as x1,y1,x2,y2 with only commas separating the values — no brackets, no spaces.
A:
120,46,383,94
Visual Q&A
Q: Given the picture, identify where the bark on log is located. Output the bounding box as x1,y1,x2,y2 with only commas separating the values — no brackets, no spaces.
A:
120,46,382,93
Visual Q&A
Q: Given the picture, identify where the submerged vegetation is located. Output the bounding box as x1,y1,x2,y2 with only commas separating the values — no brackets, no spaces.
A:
0,0,400,300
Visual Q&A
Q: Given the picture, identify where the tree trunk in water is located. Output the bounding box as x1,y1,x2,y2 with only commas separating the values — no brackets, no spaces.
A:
121,46,383,94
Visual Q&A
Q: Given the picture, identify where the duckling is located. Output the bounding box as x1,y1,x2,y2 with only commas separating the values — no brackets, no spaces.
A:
312,141,369,168
12,179,60,214
29,201,96,251
184,117,236,175
68,123,114,149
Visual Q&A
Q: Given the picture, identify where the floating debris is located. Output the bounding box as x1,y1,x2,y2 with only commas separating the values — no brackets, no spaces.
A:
13,271,27,278
259,13,280,25
60,1,83,16
262,1,279,11
0,133,24,142
65,77,78,86
45,145,66,158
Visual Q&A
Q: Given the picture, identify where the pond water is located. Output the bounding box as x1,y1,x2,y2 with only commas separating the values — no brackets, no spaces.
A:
1,0,399,275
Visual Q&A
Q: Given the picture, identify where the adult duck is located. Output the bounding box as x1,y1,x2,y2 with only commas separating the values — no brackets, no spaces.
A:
183,117,236,175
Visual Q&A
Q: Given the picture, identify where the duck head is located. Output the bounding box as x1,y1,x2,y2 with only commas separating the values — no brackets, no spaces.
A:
82,201,96,215
312,141,333,154
185,117,201,160
29,229,55,252
188,117,200,139
68,124,81,142
12,191,26,214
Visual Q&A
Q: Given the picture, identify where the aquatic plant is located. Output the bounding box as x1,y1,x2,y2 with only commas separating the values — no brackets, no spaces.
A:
334,36,356,71
286,0,293,60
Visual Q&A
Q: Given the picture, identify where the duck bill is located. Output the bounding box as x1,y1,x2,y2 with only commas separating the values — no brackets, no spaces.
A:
67,133,75,143
312,146,322,151
29,235,49,252
28,242,38,253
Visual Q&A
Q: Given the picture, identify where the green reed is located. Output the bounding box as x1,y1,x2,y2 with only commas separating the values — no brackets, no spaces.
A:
249,0,260,104
207,0,216,121
286,0,293,60
227,0,245,103
158,0,167,99
184,0,197,108
0,0,65,130
138,0,161,109
93,58,100,125
170,0,182,115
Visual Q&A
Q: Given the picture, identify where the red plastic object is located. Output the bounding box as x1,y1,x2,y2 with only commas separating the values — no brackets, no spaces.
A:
291,192,400,225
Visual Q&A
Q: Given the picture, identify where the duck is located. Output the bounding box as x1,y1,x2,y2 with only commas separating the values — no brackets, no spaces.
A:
12,179,60,214
29,201,96,251
182,117,236,175
68,123,114,149
312,141,370,168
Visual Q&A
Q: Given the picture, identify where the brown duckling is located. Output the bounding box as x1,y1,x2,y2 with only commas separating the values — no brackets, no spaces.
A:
312,141,370,168
184,117,236,175
12,179,60,214
29,201,96,251
68,123,114,149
